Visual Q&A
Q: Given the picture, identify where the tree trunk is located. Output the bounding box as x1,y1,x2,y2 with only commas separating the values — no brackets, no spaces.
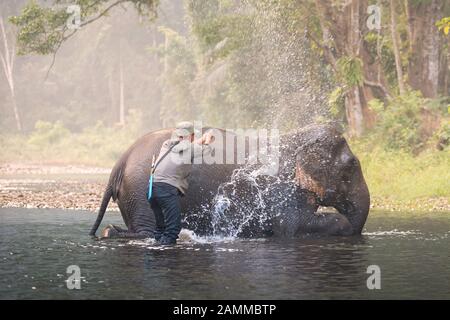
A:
10,89,22,132
438,31,450,95
160,33,174,128
0,16,22,131
407,0,443,98
108,72,116,124
390,0,406,95
345,87,364,137
151,24,162,128
404,0,414,54
345,0,365,137
313,0,388,135
119,47,125,125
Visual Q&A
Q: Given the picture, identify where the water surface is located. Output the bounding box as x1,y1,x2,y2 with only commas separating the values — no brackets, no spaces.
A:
0,208,449,299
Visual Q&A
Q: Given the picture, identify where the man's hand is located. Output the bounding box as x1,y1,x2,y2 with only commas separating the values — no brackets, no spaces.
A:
195,131,215,145
202,131,215,144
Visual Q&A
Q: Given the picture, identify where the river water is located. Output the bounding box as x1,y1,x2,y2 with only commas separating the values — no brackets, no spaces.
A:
0,207,449,299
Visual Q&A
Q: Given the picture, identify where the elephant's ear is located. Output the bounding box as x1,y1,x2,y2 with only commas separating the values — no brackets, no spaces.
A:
295,164,325,199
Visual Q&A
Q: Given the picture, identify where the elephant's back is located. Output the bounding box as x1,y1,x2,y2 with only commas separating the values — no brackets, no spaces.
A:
108,128,174,201
125,128,173,169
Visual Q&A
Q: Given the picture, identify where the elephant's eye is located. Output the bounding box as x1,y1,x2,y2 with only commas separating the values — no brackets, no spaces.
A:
331,138,346,156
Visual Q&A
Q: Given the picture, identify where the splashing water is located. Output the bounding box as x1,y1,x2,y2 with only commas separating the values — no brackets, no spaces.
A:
189,160,299,239
187,1,334,131
210,166,269,238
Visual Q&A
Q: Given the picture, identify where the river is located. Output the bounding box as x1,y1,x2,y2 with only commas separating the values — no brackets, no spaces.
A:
0,208,449,299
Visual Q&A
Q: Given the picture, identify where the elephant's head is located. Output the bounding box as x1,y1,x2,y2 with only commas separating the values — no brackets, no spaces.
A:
285,124,370,234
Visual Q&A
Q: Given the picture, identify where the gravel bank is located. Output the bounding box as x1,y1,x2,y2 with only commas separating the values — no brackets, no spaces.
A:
0,163,117,212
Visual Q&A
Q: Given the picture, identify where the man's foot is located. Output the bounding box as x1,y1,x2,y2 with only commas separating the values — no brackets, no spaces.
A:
156,237,176,246
154,233,162,242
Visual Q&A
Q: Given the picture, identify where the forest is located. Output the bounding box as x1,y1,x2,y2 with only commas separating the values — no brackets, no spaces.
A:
1,0,449,211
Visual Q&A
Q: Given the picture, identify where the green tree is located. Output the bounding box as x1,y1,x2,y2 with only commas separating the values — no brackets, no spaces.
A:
10,0,158,55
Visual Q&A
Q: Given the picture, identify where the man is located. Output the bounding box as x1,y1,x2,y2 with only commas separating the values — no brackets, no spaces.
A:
150,121,214,245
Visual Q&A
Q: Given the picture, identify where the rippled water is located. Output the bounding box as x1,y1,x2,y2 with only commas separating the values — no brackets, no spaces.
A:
0,208,449,299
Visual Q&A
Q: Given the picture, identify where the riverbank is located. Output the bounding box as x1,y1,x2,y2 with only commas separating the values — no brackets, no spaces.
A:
0,163,117,212
0,163,449,213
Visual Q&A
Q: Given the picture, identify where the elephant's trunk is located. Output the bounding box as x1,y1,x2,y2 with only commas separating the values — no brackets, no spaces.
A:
294,157,370,235
296,198,354,236
335,167,370,234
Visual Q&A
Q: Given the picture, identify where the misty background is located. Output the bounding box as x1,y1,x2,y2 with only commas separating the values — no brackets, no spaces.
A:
1,0,330,135
1,0,185,133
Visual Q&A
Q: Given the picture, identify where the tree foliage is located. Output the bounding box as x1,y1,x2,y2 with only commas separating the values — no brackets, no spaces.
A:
436,16,450,35
10,0,158,55
336,56,364,87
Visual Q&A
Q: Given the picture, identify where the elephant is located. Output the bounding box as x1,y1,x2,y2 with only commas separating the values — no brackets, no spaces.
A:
89,124,370,239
